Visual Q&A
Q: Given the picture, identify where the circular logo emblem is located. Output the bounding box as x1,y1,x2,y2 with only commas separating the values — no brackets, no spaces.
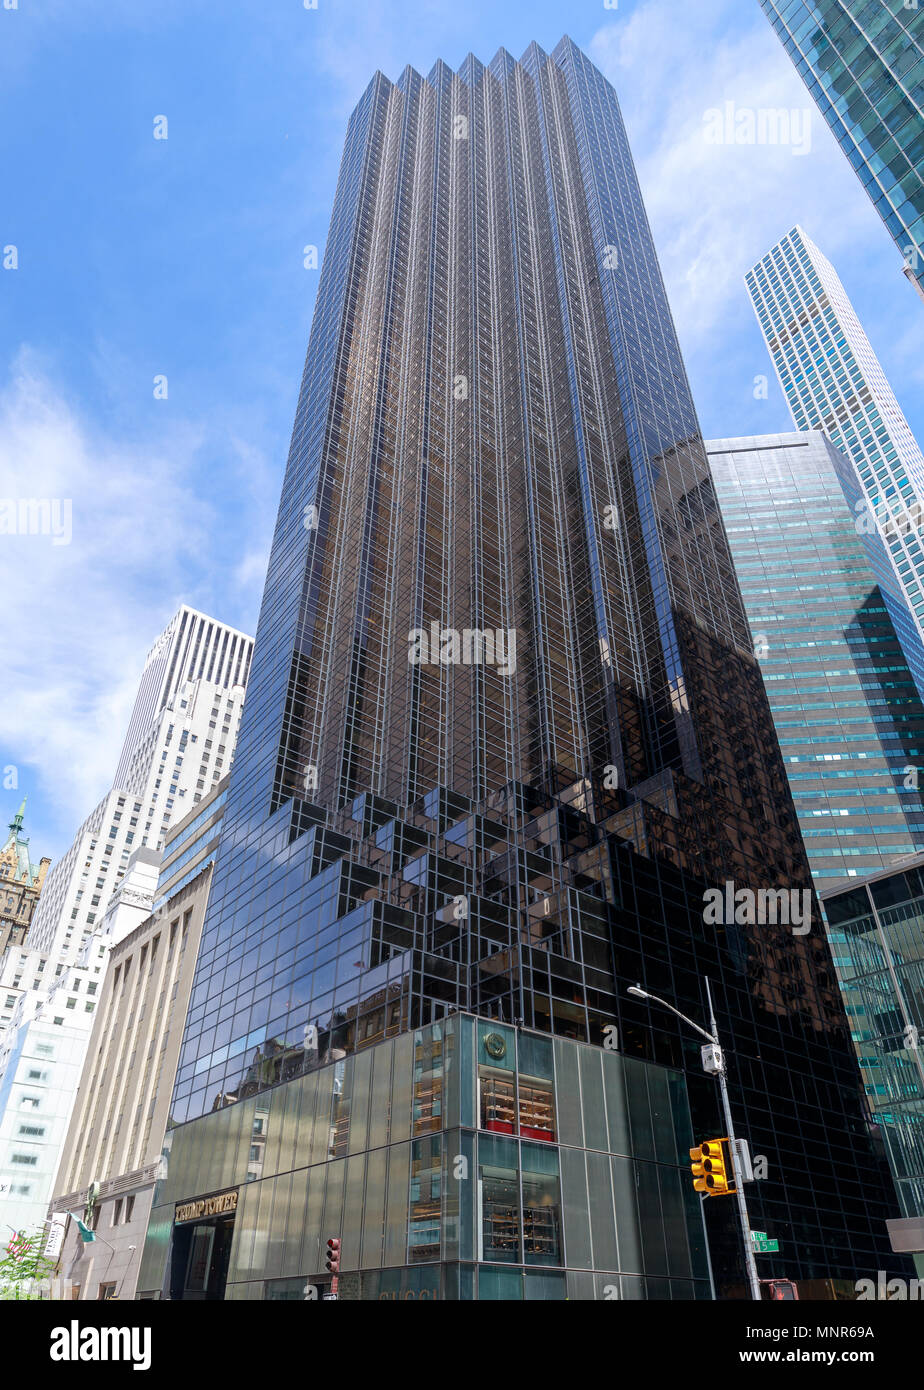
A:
484,1032,506,1060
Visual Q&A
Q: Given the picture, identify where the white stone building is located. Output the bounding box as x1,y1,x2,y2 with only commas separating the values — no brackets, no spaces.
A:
0,608,252,1240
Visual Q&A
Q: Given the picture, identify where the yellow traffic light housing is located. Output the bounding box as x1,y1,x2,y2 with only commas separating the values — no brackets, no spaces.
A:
689,1138,733,1196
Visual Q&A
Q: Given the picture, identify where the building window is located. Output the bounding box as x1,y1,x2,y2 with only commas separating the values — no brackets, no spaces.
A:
113,1199,123,1227
98,1283,117,1301
478,1134,520,1264
521,1144,563,1267
124,1195,135,1223
11,1153,37,1165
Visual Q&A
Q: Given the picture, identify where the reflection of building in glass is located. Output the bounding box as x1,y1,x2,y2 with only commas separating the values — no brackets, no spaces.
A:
141,38,905,1299
746,227,924,699
708,432,924,885
758,2,924,299
822,858,924,1274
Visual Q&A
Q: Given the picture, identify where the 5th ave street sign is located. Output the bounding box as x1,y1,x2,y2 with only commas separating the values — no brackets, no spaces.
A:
750,1230,780,1253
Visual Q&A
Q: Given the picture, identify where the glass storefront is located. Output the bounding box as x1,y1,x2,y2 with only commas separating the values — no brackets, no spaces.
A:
138,1015,709,1300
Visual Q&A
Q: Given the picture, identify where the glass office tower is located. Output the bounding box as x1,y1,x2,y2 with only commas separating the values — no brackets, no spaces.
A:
758,1,924,300
140,38,905,1299
708,431,924,885
747,226,924,699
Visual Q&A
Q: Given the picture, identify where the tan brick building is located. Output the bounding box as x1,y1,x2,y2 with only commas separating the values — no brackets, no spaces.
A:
49,776,226,1300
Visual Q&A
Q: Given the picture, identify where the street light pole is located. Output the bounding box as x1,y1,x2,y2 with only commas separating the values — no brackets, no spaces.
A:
628,978,762,1301
703,977,762,1302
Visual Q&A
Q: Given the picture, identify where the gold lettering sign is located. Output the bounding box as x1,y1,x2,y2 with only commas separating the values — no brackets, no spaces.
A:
175,1189,239,1224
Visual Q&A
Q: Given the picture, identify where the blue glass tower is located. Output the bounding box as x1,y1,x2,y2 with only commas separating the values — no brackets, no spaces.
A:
759,1,924,299
708,430,924,886
747,226,924,702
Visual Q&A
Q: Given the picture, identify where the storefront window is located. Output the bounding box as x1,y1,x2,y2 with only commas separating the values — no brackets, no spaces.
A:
480,1069,516,1133
473,1024,556,1141
478,1067,555,1142
478,1133,520,1264
412,1026,444,1135
521,1142,562,1267
329,1058,350,1157
408,1135,441,1262
518,1077,555,1141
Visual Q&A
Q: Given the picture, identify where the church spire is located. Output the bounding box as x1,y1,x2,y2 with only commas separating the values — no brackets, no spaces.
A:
8,796,26,840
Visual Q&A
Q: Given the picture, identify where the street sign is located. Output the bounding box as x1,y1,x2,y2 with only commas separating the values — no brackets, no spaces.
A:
751,1231,780,1253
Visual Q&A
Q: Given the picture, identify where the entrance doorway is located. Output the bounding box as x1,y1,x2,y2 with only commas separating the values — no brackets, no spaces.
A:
170,1213,235,1301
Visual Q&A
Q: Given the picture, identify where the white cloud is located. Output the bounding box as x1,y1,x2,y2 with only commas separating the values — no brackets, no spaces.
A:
0,348,258,857
588,1,884,351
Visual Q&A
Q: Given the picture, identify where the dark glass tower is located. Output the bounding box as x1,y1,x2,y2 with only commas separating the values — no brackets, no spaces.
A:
145,37,906,1299
758,1,924,300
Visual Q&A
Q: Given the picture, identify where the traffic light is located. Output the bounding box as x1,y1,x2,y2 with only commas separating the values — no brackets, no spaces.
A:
689,1138,732,1196
325,1237,341,1275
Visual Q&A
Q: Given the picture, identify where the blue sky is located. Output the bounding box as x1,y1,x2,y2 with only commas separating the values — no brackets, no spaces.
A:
3,0,924,862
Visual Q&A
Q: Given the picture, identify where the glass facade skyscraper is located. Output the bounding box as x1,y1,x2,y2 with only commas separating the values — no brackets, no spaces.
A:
708,431,924,885
746,226,924,699
758,1,924,299
140,38,906,1299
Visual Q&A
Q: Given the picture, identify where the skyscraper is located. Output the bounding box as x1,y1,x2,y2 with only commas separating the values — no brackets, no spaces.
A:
0,610,251,1240
708,431,924,885
140,38,904,1300
746,226,924,697
707,434,924,1278
21,606,252,968
758,2,924,300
